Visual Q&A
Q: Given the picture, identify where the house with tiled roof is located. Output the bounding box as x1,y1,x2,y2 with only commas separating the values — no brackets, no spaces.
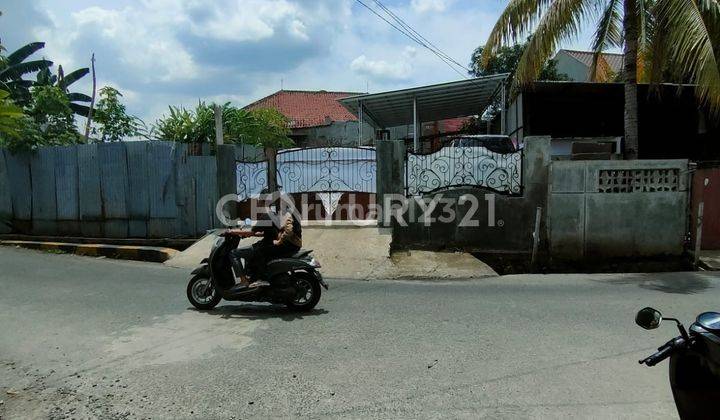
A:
553,49,624,82
243,90,375,147
245,89,474,147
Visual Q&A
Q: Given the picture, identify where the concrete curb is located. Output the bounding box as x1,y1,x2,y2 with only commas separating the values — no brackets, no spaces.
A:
0,234,196,250
0,240,179,263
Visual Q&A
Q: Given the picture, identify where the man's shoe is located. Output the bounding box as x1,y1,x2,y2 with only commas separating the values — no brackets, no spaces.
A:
249,280,270,288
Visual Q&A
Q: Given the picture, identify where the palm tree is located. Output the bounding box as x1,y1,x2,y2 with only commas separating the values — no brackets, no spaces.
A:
481,0,720,159
0,42,53,107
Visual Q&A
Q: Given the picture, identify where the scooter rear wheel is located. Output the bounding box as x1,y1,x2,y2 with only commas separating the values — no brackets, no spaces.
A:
187,275,222,310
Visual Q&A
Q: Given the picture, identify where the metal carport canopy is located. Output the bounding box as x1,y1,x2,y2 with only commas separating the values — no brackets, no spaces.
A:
339,74,509,128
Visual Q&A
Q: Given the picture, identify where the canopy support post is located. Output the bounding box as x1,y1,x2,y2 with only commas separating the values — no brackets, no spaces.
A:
500,83,506,134
358,100,364,147
413,97,419,152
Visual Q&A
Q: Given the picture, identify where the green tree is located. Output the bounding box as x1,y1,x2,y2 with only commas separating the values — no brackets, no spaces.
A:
229,107,293,149
0,89,23,140
480,0,720,159
28,85,81,144
92,86,144,141
469,42,570,129
0,42,53,107
469,43,569,80
2,85,82,151
155,102,293,148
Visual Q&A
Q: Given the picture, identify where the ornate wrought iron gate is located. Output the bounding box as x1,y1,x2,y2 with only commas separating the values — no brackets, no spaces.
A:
276,147,376,194
405,145,522,196
236,160,268,201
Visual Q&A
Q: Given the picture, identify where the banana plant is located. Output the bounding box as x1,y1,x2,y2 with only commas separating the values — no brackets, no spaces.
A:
36,65,91,117
0,42,53,107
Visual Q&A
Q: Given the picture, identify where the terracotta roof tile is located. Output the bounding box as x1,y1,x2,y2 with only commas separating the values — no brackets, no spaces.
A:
244,90,363,129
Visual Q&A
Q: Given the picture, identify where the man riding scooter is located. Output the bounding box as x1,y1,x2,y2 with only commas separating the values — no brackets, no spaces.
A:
186,200,325,311
228,209,302,289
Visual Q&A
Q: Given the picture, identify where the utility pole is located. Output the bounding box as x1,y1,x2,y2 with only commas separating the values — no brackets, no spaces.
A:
500,83,507,134
214,104,223,146
358,101,363,147
413,97,419,152
83,53,96,142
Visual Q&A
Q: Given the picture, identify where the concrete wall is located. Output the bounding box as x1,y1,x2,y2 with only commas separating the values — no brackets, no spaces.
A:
383,137,551,253
235,143,265,161
376,140,407,214
550,137,622,159
549,159,689,260
379,137,689,261
294,121,375,147
295,120,463,147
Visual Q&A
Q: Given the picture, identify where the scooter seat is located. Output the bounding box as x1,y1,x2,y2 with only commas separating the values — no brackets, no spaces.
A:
291,249,312,259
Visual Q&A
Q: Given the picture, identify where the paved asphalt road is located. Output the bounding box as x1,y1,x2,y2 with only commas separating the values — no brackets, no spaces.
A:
1,247,719,419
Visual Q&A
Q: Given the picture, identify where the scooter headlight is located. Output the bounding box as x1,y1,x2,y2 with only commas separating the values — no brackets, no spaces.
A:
309,258,322,268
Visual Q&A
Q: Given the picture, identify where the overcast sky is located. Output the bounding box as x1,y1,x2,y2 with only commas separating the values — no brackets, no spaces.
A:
3,0,592,124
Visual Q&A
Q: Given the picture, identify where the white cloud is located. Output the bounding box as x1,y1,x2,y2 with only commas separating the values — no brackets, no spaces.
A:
69,6,199,82
350,55,412,81
36,0,345,87
411,0,449,13
184,0,299,42
290,19,310,41
403,46,418,59
7,0,514,123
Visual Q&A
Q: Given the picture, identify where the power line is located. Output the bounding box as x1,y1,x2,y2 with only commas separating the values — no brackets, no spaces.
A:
354,0,509,118
369,0,471,73
359,0,468,77
354,0,470,80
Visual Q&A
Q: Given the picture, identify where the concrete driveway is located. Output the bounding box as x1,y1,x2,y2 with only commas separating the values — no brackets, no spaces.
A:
165,228,497,280
0,246,718,419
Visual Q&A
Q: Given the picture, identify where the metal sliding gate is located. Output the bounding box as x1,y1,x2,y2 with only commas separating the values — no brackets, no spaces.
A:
236,146,377,218
276,147,376,194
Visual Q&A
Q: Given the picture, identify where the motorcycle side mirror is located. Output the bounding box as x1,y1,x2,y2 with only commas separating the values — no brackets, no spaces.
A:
636,307,663,330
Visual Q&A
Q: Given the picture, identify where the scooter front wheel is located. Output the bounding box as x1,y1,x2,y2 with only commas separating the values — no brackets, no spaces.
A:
187,275,222,310
285,273,321,312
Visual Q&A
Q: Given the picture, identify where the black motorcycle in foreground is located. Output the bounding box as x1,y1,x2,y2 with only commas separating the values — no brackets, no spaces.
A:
636,307,720,418
186,228,327,312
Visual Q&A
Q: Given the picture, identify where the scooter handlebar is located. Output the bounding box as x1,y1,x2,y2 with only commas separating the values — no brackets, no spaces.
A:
221,229,258,238
640,344,674,366
639,337,686,367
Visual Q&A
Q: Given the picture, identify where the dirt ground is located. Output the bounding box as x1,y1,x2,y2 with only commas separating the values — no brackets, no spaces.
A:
164,227,497,279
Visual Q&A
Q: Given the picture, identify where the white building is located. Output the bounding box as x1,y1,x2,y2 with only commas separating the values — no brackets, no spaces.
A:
553,49,624,82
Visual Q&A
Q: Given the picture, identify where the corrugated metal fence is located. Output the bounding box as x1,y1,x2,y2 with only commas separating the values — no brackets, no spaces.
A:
0,141,262,238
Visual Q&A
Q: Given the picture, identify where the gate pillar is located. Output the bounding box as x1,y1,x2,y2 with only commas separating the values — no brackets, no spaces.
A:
376,140,406,227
